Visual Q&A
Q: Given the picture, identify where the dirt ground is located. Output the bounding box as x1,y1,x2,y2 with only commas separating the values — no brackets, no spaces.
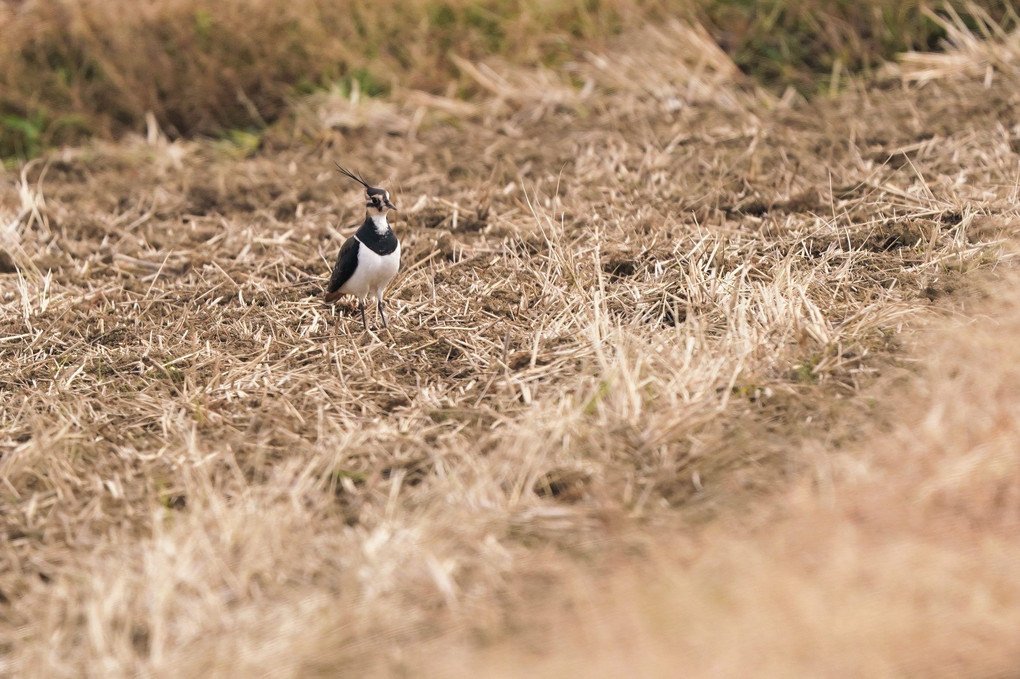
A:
1,20,1019,678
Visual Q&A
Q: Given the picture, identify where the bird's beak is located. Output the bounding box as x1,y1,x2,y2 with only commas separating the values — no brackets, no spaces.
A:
385,199,397,211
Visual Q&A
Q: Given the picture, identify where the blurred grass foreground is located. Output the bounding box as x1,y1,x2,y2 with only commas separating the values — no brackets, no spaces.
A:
0,0,1014,159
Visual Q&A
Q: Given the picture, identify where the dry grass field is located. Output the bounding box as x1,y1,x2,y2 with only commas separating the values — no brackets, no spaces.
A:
2,6,1020,678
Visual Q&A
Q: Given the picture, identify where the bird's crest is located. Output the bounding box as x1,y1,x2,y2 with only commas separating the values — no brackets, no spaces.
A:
336,164,372,190
337,162,395,212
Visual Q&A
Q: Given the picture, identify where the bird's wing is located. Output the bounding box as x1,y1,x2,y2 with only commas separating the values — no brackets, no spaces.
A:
325,236,359,298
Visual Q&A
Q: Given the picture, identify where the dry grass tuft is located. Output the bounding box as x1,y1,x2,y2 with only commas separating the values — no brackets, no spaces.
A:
1,16,1019,678
443,260,1020,679
895,2,1020,84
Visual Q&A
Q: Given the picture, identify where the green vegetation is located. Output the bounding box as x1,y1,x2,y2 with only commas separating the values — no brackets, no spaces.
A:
696,0,1016,92
0,0,1014,159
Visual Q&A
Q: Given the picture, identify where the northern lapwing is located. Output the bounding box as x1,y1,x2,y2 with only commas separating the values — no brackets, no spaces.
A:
324,164,400,330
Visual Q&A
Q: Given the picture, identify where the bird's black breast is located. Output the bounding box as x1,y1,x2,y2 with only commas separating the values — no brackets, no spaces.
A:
355,218,399,256
327,236,360,293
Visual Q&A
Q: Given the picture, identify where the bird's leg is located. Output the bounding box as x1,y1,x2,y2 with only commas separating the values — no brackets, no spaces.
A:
378,298,388,329
359,300,368,331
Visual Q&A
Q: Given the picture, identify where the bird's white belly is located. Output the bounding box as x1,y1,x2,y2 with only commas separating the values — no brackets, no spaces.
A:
339,240,400,300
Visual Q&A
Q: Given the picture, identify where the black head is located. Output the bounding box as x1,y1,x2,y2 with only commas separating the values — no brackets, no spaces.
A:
336,164,396,213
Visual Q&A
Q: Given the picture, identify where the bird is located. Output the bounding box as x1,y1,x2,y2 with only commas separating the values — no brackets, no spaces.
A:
324,164,400,331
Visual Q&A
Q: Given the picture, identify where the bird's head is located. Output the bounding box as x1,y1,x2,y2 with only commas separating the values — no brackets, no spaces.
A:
337,164,396,215
366,186,396,215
